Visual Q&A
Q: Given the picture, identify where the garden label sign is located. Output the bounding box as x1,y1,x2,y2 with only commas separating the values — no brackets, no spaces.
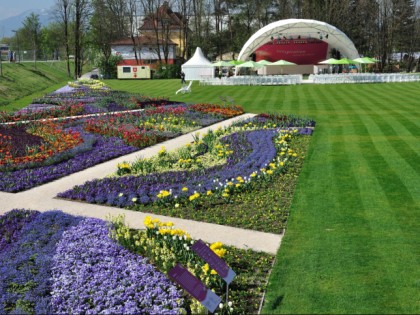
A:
168,264,221,313
192,239,236,284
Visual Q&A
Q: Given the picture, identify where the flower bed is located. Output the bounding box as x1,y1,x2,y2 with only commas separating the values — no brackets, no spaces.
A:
0,210,184,314
0,102,244,192
58,114,315,233
0,79,183,123
110,214,274,314
0,121,83,169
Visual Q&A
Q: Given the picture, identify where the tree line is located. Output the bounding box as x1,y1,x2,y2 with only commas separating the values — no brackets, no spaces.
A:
2,0,420,77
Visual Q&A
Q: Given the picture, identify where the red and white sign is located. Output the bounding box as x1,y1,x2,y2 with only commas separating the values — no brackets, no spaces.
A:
133,67,137,72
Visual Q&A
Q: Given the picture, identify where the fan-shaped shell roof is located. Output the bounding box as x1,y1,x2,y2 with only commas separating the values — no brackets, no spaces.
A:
238,19,359,62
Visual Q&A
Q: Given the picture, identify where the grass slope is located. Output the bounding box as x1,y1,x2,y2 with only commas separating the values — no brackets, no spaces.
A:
107,79,419,314
4,77,419,313
0,61,72,111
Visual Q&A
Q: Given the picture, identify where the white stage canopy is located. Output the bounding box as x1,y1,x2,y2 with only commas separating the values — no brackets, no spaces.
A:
182,47,213,80
238,19,359,62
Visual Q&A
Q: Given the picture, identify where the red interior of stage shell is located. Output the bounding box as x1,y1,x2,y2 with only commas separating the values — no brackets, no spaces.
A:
255,38,328,64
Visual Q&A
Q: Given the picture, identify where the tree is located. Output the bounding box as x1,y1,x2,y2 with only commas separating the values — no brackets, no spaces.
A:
126,0,142,64
21,13,42,69
54,0,73,77
90,0,127,74
41,22,64,60
73,0,91,78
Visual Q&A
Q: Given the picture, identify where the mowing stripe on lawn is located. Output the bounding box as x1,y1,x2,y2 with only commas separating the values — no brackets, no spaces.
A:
262,82,420,314
347,99,419,313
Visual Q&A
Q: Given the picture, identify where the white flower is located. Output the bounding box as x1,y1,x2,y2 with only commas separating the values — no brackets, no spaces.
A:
228,301,233,307
219,303,224,309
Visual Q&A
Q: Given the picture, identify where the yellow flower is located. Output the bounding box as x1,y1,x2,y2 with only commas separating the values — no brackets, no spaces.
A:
182,187,188,192
267,170,273,175
210,241,223,250
202,263,210,273
206,190,213,196
213,248,227,258
158,146,166,156
189,192,200,201
222,193,229,198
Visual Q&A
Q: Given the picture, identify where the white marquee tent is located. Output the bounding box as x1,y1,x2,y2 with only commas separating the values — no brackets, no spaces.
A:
181,47,214,81
238,19,359,62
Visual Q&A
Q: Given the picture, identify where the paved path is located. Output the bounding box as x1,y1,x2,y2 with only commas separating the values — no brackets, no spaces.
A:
1,114,283,254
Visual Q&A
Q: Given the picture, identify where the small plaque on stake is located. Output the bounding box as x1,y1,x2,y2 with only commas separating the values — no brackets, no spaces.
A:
168,264,221,313
192,239,236,284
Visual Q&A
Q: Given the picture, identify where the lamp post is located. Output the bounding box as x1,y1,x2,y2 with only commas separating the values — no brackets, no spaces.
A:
11,30,20,62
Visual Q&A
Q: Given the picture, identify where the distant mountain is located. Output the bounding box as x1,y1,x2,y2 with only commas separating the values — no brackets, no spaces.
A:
0,9,53,38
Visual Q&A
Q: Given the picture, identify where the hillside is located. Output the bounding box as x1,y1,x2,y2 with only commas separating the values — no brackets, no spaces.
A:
0,61,72,112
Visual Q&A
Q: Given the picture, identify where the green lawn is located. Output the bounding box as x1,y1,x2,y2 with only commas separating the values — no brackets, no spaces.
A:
5,77,420,313
107,79,420,314
0,61,73,111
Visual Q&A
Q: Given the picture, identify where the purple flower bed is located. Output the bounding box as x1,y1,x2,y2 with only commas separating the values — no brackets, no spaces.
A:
51,218,183,314
58,129,277,207
0,209,39,252
0,210,182,315
0,131,138,192
14,104,61,116
0,210,83,314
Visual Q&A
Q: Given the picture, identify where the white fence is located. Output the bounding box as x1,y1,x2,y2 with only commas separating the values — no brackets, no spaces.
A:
199,74,302,86
308,73,420,84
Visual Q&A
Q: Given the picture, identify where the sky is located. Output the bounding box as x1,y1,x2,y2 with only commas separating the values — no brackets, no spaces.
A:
0,0,56,20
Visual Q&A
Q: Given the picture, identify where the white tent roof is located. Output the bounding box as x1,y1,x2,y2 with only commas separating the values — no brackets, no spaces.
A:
182,47,212,67
238,19,359,62
182,47,213,80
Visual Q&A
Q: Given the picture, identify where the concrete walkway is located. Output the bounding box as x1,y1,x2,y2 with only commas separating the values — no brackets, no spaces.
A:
0,114,283,254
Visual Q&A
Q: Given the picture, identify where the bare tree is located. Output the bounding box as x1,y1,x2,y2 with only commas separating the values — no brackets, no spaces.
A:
127,0,142,64
73,0,90,78
54,0,73,77
173,0,191,60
